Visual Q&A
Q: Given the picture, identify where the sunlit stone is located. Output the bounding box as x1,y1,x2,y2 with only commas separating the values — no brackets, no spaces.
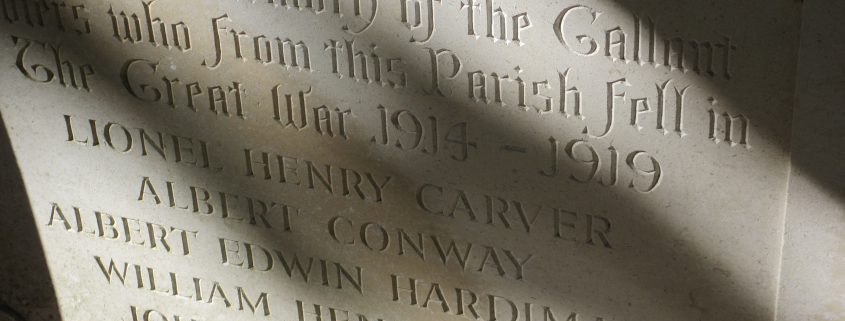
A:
0,0,819,321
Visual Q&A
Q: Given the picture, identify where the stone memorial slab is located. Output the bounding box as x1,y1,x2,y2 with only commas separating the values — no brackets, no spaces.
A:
0,0,804,321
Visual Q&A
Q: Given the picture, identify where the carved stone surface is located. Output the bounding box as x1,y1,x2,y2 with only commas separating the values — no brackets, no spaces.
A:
0,0,812,321
777,1,845,320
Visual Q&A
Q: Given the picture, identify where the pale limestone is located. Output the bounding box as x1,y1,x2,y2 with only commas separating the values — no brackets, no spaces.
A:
0,0,807,321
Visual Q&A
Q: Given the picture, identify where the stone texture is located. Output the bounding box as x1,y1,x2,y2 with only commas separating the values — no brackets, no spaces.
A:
777,1,845,320
0,0,809,321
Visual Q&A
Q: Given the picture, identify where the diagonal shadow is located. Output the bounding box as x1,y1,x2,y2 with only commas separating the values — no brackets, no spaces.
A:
0,111,61,321
0,0,810,320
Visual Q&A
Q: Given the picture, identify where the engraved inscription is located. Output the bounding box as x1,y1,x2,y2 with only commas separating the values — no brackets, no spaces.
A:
0,1,787,321
12,35,95,91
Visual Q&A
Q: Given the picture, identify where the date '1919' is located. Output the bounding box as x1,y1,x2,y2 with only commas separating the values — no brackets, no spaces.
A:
540,137,662,193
